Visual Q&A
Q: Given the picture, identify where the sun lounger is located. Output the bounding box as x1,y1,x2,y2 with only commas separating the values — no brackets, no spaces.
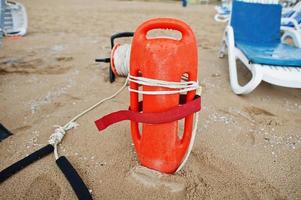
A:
0,0,5,45
219,0,301,95
281,2,301,46
214,0,231,22
3,0,27,36
282,1,301,17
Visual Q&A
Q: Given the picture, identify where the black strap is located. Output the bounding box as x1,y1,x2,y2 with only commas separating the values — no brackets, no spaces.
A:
0,144,54,183
56,156,93,200
0,145,93,200
0,123,13,141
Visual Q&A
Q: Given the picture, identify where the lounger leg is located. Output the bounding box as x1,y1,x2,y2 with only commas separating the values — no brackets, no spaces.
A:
214,14,229,23
228,51,263,95
281,30,301,48
226,26,263,95
219,41,227,58
219,30,228,58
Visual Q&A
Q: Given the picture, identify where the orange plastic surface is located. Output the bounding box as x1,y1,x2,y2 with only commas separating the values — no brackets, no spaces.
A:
130,18,198,173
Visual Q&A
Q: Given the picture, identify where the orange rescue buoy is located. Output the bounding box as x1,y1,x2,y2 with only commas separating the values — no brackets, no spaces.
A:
129,18,198,173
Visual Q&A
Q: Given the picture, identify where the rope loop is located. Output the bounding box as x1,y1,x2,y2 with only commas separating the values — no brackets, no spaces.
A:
128,74,200,95
48,122,79,159
48,126,66,146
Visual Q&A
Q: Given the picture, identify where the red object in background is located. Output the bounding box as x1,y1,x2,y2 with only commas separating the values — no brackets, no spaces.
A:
130,18,198,173
6,36,22,40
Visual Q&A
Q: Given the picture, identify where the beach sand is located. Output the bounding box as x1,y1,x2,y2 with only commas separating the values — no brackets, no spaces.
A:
0,0,300,199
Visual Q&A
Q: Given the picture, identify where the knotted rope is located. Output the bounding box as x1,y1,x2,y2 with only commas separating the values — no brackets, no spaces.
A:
48,43,201,172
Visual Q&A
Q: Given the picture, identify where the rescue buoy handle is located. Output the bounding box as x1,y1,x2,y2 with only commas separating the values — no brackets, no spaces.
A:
135,18,193,42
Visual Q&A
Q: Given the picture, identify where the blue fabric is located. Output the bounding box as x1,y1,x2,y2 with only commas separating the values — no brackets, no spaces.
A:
231,1,301,67
237,42,301,67
231,1,282,46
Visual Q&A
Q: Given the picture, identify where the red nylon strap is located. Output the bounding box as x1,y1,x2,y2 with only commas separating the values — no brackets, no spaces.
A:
95,95,201,132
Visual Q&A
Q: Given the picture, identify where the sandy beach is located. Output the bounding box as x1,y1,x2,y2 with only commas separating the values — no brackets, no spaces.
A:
0,0,301,199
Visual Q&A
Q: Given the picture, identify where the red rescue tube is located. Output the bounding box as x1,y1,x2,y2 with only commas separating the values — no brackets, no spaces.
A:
129,18,198,173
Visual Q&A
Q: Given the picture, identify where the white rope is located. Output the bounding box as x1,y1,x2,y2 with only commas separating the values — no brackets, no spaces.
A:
176,88,201,172
128,75,199,95
48,122,79,159
113,45,200,94
113,44,131,76
48,77,129,160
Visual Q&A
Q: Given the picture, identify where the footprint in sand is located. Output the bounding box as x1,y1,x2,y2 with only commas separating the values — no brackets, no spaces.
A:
184,150,283,199
56,56,73,62
128,166,186,197
12,125,32,133
23,175,61,200
0,57,71,75
244,106,275,117
243,106,283,127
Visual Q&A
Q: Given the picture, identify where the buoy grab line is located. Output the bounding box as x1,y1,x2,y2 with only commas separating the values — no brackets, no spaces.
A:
49,73,201,161
48,77,129,160
94,74,201,172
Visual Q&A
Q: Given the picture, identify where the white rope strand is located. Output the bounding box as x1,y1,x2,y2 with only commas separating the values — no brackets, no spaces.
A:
176,87,201,172
128,75,199,95
113,44,131,76
48,77,129,160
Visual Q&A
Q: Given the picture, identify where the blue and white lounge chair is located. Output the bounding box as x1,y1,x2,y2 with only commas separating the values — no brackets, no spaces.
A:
220,0,301,95
214,0,232,22
2,0,27,36
281,2,301,46
282,1,301,17
0,0,5,46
